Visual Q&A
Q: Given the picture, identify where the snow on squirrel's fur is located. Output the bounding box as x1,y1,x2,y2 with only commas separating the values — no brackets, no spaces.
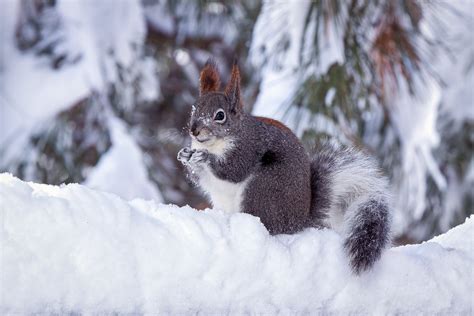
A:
0,173,472,314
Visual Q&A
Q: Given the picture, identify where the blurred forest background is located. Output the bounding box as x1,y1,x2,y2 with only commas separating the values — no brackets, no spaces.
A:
1,0,472,244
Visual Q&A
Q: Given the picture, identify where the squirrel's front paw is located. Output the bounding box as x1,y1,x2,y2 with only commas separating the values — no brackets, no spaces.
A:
189,149,208,164
177,147,194,163
177,147,208,165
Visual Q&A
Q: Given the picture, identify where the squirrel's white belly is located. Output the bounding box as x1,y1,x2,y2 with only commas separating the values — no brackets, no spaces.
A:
199,166,249,214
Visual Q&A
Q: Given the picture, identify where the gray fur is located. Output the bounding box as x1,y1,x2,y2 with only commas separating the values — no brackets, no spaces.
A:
344,196,391,273
179,97,311,234
309,142,392,273
178,62,392,273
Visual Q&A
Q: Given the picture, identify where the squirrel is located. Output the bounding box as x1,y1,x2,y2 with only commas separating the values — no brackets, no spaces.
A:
177,59,392,274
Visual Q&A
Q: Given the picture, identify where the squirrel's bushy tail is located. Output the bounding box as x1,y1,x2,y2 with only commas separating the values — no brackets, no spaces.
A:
309,142,392,274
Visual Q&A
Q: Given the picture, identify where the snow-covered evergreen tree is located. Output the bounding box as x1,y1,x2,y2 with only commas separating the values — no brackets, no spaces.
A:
250,0,473,241
0,0,260,206
1,0,471,242
1,0,161,200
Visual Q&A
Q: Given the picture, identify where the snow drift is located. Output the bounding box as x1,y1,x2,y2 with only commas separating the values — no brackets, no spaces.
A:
0,173,472,314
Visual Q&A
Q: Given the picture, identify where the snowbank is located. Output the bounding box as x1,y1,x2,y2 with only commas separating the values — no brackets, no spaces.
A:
1,173,472,314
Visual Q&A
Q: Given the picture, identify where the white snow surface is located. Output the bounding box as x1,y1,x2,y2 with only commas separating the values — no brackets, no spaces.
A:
1,173,472,314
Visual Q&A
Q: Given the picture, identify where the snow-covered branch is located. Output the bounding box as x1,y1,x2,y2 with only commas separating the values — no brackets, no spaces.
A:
0,173,472,314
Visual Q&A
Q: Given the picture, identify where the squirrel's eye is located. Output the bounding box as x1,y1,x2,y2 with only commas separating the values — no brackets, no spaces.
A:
214,110,226,122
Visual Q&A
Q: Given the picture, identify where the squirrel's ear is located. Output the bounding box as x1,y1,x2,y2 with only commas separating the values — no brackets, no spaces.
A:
225,59,242,113
199,58,220,95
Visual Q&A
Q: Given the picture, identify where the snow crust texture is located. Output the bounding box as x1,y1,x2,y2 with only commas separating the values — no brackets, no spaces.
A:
1,174,472,314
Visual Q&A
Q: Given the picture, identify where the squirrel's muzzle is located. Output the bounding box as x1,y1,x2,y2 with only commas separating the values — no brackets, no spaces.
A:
190,122,212,142
190,122,201,137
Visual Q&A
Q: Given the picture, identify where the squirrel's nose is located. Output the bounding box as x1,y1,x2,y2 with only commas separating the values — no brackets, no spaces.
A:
190,123,200,137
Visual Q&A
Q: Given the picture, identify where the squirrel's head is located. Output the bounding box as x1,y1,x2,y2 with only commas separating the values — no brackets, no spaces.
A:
188,59,243,153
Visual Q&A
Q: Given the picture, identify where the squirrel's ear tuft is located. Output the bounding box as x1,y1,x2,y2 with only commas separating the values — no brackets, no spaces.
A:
200,58,220,95
225,59,242,113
